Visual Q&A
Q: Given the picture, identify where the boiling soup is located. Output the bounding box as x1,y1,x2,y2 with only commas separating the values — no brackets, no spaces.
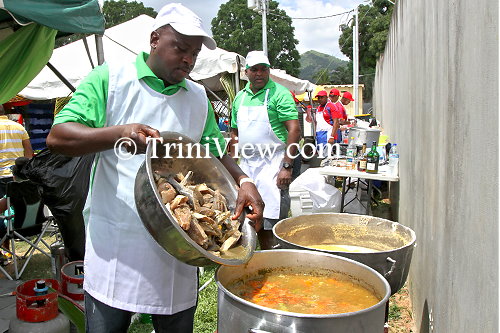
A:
226,268,380,315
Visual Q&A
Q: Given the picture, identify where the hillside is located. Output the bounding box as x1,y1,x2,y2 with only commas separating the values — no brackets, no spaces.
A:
299,50,347,81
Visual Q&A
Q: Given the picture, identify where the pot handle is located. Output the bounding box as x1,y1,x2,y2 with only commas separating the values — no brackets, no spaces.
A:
384,257,397,278
249,329,273,333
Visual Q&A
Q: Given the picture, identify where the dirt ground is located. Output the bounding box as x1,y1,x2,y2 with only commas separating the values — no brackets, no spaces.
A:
388,283,415,332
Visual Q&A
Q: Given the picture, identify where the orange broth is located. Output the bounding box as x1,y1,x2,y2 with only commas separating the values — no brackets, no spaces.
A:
227,269,381,315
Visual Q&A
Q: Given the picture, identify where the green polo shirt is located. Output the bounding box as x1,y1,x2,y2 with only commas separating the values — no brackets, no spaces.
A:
231,79,298,143
53,52,225,156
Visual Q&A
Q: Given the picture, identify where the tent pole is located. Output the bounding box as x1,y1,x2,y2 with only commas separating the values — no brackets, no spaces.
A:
235,56,241,92
202,83,229,110
82,36,95,69
95,35,105,65
190,76,229,111
46,62,76,92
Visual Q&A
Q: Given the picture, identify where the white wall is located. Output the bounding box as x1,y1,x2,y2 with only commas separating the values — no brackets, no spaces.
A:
373,0,498,332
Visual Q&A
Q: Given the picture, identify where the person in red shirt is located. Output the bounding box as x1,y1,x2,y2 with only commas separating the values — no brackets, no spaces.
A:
328,89,346,121
315,90,341,147
328,89,353,143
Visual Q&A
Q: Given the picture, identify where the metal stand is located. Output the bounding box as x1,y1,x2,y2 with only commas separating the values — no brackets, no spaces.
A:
339,177,378,215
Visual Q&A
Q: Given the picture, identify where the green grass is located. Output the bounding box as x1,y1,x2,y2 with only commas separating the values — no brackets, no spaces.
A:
1,234,56,281
128,266,219,333
194,266,218,333
388,302,402,320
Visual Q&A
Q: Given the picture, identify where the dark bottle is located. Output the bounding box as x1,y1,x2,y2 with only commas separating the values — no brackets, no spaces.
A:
366,141,379,174
357,143,367,172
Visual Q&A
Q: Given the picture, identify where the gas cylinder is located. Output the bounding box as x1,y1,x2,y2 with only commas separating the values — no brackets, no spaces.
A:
50,236,68,282
61,261,84,306
9,279,70,333
61,261,85,333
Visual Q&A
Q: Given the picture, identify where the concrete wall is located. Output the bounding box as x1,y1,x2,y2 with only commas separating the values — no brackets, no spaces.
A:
373,0,498,332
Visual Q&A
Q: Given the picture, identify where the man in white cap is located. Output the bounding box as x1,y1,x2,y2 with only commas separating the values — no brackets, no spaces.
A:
47,3,264,332
229,51,300,250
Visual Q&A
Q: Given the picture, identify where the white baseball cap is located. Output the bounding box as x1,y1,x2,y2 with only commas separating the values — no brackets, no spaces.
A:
245,51,271,68
152,3,217,50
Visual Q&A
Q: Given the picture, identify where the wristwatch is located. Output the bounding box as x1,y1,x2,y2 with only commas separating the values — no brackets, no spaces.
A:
282,162,293,170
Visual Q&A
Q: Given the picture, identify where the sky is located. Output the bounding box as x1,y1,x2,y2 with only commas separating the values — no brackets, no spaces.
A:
139,0,367,60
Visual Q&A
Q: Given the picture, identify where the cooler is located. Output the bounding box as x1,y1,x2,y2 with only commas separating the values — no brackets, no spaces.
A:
290,189,314,216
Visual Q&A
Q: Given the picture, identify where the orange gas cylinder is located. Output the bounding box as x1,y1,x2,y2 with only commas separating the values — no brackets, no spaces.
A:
61,261,84,303
9,279,69,333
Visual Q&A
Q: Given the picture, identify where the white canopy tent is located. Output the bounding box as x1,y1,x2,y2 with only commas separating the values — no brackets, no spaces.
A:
20,14,314,102
20,15,244,100
269,69,314,95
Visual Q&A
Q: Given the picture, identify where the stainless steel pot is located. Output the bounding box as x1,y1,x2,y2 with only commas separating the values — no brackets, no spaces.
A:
348,127,381,147
134,132,256,267
216,250,390,333
273,213,416,295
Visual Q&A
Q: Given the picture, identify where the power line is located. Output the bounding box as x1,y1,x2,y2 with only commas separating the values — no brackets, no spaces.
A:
313,4,375,85
312,11,354,85
268,9,353,20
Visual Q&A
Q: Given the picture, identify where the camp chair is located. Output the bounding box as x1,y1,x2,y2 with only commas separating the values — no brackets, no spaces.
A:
0,180,53,280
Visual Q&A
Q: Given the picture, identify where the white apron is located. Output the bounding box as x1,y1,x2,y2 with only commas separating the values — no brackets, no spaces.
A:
236,89,285,220
315,104,335,151
83,61,208,315
315,105,334,133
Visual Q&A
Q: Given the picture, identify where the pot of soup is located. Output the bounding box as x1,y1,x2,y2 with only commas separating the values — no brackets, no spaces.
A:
216,250,390,333
273,213,416,295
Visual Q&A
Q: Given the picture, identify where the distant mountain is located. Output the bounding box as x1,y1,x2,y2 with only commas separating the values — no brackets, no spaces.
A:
299,50,348,82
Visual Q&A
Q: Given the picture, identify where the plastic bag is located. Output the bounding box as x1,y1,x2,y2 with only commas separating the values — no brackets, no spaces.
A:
21,148,94,261
290,168,341,213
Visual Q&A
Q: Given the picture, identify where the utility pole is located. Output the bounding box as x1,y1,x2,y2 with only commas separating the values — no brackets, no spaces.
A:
262,0,268,56
248,0,268,56
353,6,359,115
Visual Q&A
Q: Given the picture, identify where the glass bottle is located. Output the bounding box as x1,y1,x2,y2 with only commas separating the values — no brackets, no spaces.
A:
357,143,367,172
366,141,379,174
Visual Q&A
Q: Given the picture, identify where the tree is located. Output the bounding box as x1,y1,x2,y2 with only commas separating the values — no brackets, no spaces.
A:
211,0,300,77
102,0,156,29
311,63,352,86
338,0,394,100
330,64,353,85
312,69,330,85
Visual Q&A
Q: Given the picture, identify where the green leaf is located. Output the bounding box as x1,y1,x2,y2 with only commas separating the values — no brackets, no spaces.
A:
49,287,85,333
58,295,85,333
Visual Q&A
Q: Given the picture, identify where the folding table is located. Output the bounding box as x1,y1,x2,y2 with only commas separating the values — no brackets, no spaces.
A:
318,164,399,215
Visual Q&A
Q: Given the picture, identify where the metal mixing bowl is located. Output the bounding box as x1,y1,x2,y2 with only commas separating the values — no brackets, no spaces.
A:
134,131,256,266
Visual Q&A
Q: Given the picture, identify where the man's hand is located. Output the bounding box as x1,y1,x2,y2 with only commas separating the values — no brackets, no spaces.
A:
119,124,161,154
328,137,335,144
47,122,160,157
232,182,264,232
277,168,292,189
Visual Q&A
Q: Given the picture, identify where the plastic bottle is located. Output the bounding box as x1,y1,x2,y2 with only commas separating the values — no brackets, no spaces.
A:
388,143,399,172
346,137,357,169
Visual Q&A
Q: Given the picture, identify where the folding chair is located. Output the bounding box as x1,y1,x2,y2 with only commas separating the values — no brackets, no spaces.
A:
0,180,53,280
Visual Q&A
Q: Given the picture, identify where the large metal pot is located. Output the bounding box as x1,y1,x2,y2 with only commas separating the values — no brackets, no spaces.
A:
273,213,416,295
216,250,390,333
348,127,381,147
134,132,256,267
